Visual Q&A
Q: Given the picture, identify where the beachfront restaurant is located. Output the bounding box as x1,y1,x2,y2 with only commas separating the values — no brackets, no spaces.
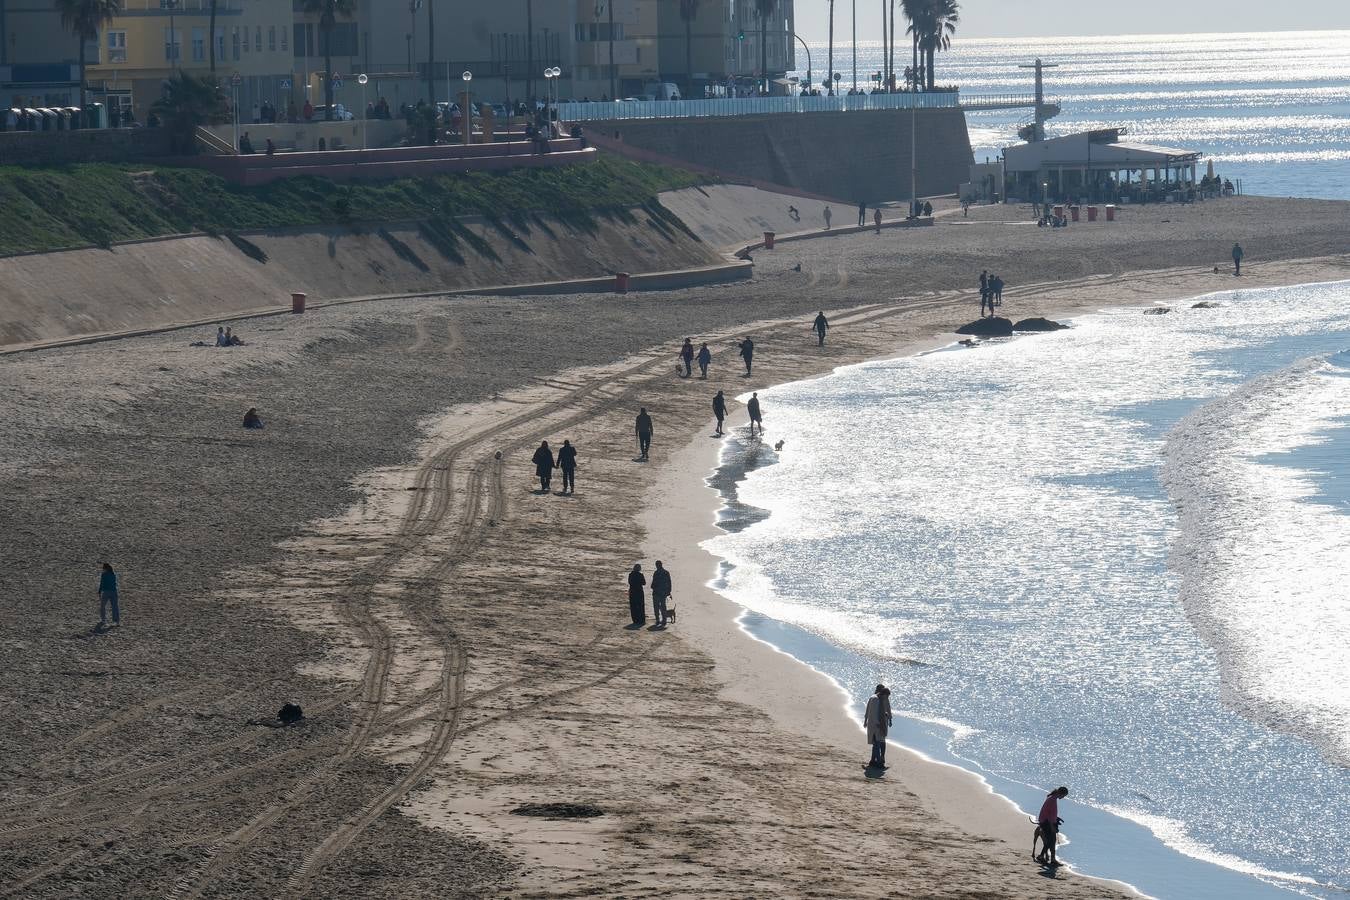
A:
1003,128,1203,204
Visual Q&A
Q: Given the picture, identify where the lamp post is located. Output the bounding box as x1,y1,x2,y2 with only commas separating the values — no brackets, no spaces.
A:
793,34,811,93
544,66,557,132
358,73,368,149
461,70,472,146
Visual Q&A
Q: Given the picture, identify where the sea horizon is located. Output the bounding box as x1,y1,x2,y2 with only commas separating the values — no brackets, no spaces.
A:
702,279,1350,898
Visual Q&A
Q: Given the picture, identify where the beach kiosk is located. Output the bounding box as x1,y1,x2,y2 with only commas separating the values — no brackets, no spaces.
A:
1002,128,1203,205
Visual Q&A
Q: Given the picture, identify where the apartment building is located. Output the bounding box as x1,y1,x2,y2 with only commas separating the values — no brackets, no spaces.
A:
656,0,795,98
86,0,293,124
1,0,82,107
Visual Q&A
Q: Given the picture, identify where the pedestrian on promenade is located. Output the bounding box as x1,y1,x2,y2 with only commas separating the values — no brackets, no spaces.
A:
556,439,577,494
712,390,727,436
98,562,120,627
857,200,866,227
1035,786,1070,866
813,311,830,347
823,206,833,230
874,208,882,234
635,407,654,461
747,392,764,436
697,342,712,379
531,440,555,493
1232,242,1244,276
738,338,754,376
627,564,646,626
651,560,672,627
679,338,695,378
864,684,892,769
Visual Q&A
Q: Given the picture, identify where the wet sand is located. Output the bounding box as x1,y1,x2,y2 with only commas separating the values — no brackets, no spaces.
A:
2,195,1349,897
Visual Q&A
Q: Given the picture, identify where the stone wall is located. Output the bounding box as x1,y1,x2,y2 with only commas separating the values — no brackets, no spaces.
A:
0,128,174,166
583,108,974,203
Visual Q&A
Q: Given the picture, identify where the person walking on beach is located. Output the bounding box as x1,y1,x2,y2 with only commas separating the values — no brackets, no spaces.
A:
813,311,830,347
650,560,672,627
531,441,555,493
864,684,892,769
627,564,647,626
993,275,1005,308
747,392,764,437
1036,786,1070,866
857,200,866,227
679,338,695,378
697,342,712,379
738,338,754,376
635,408,654,461
979,270,989,315
713,390,727,436
1232,242,1245,276
97,562,120,627
823,206,832,230
874,208,882,234
556,439,577,494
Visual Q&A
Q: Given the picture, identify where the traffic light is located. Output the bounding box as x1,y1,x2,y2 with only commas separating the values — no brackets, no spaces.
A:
736,31,745,40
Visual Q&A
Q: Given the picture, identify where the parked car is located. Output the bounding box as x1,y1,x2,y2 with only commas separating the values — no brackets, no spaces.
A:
312,103,354,121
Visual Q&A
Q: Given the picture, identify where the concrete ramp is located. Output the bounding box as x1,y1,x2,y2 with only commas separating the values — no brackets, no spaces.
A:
657,185,840,251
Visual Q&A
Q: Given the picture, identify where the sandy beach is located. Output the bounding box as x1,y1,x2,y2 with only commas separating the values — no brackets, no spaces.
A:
3,195,1349,897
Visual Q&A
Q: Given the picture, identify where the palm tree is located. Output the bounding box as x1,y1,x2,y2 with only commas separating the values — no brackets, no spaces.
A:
900,0,923,90
151,70,229,152
825,0,833,96
207,0,216,71
920,0,957,90
678,0,700,98
53,0,120,110
299,0,356,120
754,0,774,95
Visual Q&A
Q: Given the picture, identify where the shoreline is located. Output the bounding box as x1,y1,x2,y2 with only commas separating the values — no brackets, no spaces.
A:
652,275,1350,899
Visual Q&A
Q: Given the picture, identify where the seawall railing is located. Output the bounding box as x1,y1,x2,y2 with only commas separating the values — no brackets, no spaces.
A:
559,91,963,122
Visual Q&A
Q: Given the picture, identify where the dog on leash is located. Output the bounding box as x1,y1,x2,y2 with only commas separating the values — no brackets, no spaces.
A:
665,602,676,624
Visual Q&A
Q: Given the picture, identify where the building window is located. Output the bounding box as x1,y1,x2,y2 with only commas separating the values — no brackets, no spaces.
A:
255,26,262,52
164,28,180,61
268,25,276,51
232,27,241,61
317,22,358,57
192,26,205,61
216,29,226,62
105,31,127,64
281,25,288,51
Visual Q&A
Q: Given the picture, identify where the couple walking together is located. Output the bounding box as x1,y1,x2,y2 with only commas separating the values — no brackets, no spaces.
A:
530,440,578,494
627,561,674,628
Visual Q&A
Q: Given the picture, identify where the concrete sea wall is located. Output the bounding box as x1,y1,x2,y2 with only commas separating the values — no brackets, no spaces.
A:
584,108,974,203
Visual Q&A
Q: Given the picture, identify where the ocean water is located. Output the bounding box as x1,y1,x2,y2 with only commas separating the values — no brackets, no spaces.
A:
703,282,1350,897
792,30,1350,199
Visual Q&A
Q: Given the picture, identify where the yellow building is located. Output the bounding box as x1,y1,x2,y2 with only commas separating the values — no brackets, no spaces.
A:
87,0,293,125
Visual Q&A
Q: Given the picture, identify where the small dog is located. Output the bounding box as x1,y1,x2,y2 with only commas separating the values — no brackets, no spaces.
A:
774,440,785,451
665,603,676,624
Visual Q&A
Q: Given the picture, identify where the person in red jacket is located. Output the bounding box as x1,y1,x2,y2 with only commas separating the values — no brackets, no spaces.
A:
1036,786,1070,865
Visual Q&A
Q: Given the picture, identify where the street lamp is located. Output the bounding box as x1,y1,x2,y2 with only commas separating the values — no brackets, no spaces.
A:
358,73,368,149
461,70,472,146
544,66,560,133
793,34,811,94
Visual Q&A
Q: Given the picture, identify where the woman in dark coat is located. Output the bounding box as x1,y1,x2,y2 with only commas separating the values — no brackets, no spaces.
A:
627,564,646,625
531,441,555,493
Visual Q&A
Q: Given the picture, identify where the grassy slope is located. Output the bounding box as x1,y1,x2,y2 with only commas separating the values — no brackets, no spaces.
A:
0,157,708,256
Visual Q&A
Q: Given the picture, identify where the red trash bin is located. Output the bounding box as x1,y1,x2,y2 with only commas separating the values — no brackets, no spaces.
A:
1087,206,1098,222
291,292,306,314
614,272,630,293
1105,205,1117,222
763,231,775,249
1070,206,1081,222
1053,205,1064,219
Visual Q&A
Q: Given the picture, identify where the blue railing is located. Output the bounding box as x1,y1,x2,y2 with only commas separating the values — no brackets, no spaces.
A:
556,90,963,122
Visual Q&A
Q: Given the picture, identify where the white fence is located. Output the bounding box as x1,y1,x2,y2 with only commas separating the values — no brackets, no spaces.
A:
557,91,964,122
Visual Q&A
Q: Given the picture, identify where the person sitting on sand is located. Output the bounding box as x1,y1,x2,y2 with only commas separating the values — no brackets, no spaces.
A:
228,330,244,346
243,407,264,429
747,392,763,437
531,440,555,493
216,326,228,347
1036,786,1070,865
864,684,892,769
788,205,800,222
697,343,712,379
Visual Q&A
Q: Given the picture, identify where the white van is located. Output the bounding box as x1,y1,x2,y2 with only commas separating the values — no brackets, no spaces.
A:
646,82,682,101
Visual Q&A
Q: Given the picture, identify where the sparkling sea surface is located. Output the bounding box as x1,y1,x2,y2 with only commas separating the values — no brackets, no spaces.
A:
793,30,1350,199
704,282,1350,897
